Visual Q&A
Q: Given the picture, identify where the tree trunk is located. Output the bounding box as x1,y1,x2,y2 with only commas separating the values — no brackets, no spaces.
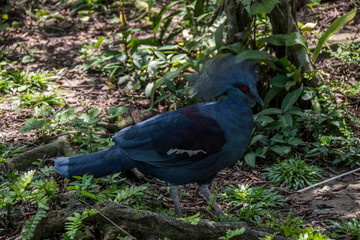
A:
269,0,321,86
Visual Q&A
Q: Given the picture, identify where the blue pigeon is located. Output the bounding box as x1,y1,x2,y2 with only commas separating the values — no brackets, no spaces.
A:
54,54,263,216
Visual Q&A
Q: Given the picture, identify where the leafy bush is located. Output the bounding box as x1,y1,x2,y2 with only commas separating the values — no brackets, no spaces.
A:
264,211,305,238
261,157,323,190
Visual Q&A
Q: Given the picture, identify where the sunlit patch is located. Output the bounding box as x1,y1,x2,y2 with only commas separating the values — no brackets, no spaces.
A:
167,148,206,156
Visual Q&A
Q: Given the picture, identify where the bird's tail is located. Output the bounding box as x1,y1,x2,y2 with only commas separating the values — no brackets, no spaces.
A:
54,145,135,178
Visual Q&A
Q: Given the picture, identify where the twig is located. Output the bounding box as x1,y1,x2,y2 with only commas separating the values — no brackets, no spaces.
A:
297,167,360,193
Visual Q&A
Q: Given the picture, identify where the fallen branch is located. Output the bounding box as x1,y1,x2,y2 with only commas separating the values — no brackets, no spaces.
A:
32,192,284,240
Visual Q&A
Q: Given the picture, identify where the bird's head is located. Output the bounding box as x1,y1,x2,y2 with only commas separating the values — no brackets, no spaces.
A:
190,54,264,106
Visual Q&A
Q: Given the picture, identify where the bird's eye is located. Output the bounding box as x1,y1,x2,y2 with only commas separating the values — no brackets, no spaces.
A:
242,87,248,92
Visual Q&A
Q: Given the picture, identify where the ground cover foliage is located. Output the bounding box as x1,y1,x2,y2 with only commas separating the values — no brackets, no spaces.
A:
0,0,360,239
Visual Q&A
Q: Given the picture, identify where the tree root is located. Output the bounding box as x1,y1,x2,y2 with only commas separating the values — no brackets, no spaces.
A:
1,136,77,172
32,192,284,240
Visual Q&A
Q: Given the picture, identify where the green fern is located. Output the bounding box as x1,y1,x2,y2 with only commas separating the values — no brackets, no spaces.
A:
21,208,47,240
11,170,36,197
64,208,98,240
219,228,245,240
114,185,148,203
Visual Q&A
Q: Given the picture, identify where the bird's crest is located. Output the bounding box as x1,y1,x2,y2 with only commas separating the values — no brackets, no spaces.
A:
189,55,258,100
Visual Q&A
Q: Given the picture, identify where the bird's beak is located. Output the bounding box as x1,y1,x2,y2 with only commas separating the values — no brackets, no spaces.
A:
253,94,264,107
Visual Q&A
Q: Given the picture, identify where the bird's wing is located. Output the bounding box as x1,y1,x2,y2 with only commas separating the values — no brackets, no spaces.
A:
113,104,227,168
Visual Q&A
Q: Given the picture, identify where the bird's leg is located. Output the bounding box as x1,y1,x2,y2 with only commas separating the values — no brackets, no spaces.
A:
199,184,224,216
170,185,183,217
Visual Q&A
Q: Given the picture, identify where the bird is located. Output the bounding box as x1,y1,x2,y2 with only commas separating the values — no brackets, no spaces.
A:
54,54,264,216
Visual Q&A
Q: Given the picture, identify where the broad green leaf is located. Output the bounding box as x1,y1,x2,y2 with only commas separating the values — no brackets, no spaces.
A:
283,113,293,127
19,118,45,133
270,74,288,88
194,0,204,17
215,24,224,50
257,108,283,116
88,108,101,119
261,32,308,48
145,82,154,97
270,145,291,155
107,106,128,118
281,86,303,113
263,87,282,107
237,50,276,62
312,8,357,63
311,95,321,113
250,134,264,146
249,0,279,15
244,152,256,168
164,78,176,92
320,136,332,145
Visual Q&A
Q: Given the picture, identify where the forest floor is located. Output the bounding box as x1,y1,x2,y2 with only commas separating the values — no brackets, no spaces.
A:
0,0,360,239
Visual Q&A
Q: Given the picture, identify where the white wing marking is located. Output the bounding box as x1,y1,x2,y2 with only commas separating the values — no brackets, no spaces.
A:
167,148,206,156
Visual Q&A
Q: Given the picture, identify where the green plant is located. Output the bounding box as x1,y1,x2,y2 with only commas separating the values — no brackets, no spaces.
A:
0,68,54,94
261,157,323,190
311,8,357,63
21,208,47,240
177,212,201,225
330,42,360,65
264,211,305,237
71,108,114,153
114,185,149,205
0,169,57,237
63,208,98,240
67,174,101,201
222,185,287,220
329,217,360,239
218,228,245,240
245,87,306,167
17,92,65,117
297,227,332,240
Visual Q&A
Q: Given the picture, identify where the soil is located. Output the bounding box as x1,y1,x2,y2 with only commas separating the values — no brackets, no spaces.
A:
0,0,360,239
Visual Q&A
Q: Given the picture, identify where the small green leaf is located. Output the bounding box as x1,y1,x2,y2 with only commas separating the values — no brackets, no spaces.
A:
106,107,128,118
257,108,283,116
250,134,264,146
281,86,303,113
22,55,35,63
244,152,256,168
94,36,105,48
87,108,100,119
261,32,307,48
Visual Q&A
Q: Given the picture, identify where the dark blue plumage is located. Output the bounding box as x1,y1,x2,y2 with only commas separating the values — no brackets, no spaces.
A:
54,54,263,216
